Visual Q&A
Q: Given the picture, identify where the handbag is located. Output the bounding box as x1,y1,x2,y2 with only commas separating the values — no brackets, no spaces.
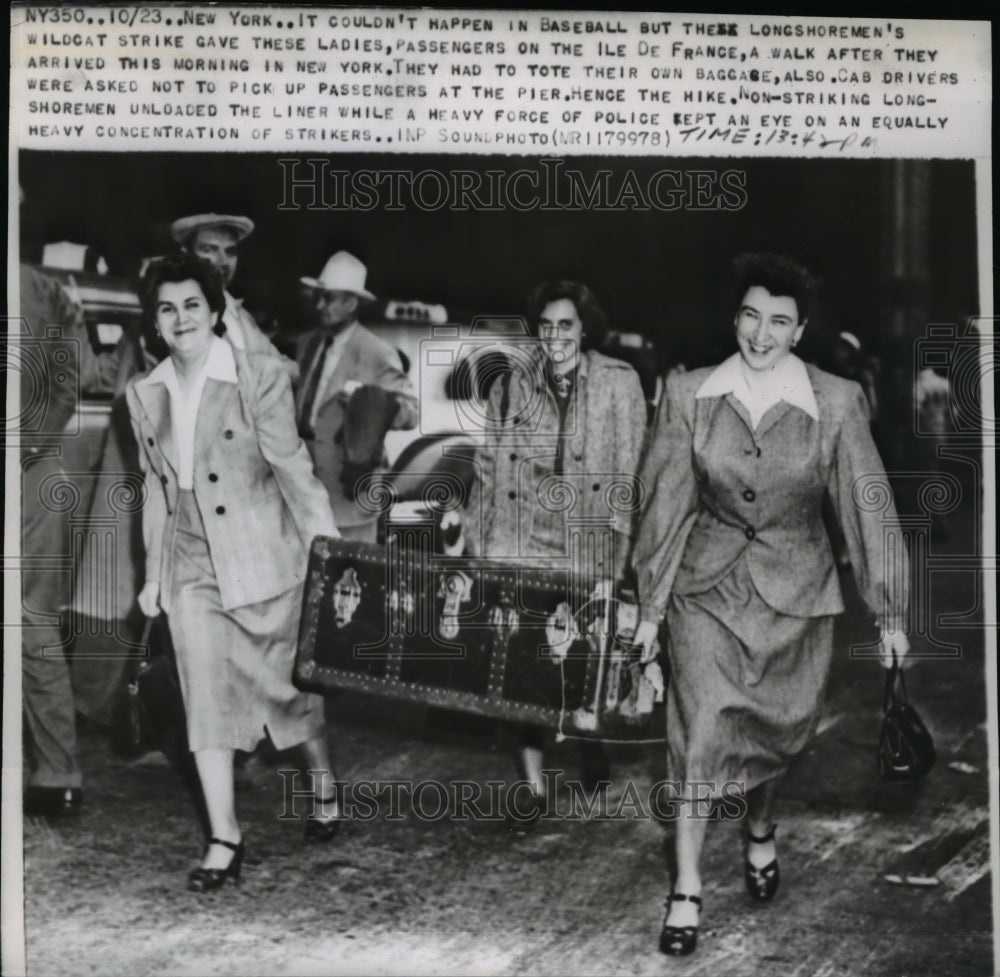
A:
110,614,189,759
878,657,935,782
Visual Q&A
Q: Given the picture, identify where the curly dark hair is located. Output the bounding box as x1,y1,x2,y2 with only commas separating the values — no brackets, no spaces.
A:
525,280,608,349
138,251,226,332
732,252,819,323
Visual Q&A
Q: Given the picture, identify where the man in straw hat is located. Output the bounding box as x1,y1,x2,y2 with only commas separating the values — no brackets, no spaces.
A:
170,212,296,378
295,251,417,541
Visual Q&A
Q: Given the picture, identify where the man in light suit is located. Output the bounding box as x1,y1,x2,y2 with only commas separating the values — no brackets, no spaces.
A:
171,213,296,378
295,251,417,541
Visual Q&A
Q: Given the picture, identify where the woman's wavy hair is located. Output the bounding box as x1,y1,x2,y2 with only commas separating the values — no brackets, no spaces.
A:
138,251,227,336
732,252,819,324
525,280,609,350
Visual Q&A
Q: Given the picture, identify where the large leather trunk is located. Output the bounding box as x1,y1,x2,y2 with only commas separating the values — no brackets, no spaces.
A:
294,534,658,734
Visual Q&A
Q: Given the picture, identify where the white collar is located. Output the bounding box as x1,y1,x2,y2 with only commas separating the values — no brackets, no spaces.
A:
695,352,818,421
139,334,238,387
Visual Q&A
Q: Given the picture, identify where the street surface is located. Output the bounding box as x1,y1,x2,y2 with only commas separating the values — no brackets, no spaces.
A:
19,504,996,977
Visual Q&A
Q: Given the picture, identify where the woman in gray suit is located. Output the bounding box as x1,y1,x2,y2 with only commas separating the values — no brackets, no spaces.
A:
632,253,910,955
127,253,343,892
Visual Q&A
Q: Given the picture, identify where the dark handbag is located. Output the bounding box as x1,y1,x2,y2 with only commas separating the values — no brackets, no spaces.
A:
110,614,189,758
878,658,935,782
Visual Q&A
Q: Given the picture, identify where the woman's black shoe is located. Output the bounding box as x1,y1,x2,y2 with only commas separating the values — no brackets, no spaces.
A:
304,796,343,843
659,893,702,956
744,824,780,902
187,837,244,892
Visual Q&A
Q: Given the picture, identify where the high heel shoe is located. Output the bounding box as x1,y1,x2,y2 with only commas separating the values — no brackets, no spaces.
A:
304,796,343,843
659,893,702,956
187,837,244,892
744,824,780,902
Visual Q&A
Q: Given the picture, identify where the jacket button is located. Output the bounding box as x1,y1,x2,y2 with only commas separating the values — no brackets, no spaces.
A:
508,491,516,500
744,525,756,540
743,488,756,502
756,446,762,457
509,453,518,461
147,437,154,446
592,482,601,492
160,475,168,484
216,505,226,515
224,429,234,440
208,473,218,483
574,453,583,462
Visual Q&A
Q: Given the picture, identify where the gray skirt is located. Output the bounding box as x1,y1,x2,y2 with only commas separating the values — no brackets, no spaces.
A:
665,555,834,795
167,490,326,752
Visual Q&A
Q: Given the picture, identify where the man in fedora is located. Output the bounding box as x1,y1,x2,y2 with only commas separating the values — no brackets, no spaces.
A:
296,251,417,541
171,213,296,377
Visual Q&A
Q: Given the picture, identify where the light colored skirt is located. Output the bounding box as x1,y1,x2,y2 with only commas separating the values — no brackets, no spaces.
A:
167,490,326,752
665,555,834,795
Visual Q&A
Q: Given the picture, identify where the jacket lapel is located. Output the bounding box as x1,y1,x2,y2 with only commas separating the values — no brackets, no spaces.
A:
755,400,793,438
720,393,756,438
134,380,180,475
194,379,240,463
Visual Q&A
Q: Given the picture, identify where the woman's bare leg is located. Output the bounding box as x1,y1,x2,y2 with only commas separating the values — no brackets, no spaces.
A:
300,731,338,819
745,777,780,869
665,794,708,928
193,748,240,868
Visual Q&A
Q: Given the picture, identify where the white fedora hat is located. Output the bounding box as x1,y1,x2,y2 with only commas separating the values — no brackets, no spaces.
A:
170,213,254,245
300,251,376,301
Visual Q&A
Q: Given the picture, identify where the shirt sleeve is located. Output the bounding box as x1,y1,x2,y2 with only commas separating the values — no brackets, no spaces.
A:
375,348,419,430
829,383,910,630
632,372,700,623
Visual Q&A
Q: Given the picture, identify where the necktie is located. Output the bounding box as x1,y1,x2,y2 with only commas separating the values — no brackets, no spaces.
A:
298,333,333,439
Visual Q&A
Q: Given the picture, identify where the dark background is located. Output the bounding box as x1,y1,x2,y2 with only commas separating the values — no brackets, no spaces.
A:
19,152,979,369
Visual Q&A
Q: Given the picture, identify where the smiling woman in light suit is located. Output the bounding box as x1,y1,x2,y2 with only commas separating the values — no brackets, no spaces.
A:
127,252,343,893
632,253,910,956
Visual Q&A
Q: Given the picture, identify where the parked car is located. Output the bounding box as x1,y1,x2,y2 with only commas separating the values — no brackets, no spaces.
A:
49,276,658,552
29,267,144,513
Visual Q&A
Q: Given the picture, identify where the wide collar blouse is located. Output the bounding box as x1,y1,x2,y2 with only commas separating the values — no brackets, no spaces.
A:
137,335,238,490
695,351,819,430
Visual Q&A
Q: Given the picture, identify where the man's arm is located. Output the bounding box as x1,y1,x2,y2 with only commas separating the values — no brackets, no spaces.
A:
375,348,418,430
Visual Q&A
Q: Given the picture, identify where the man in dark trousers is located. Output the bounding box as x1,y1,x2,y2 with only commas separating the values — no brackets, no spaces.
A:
17,261,97,816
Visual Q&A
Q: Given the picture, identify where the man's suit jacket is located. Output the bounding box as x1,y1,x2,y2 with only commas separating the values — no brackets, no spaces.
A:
126,345,337,612
634,363,909,629
223,291,300,383
295,323,417,529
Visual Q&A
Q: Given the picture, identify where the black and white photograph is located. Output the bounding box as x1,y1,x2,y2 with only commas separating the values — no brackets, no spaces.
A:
5,6,996,976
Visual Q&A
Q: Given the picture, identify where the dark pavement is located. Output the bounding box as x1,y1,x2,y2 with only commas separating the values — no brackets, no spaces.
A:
18,502,996,977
